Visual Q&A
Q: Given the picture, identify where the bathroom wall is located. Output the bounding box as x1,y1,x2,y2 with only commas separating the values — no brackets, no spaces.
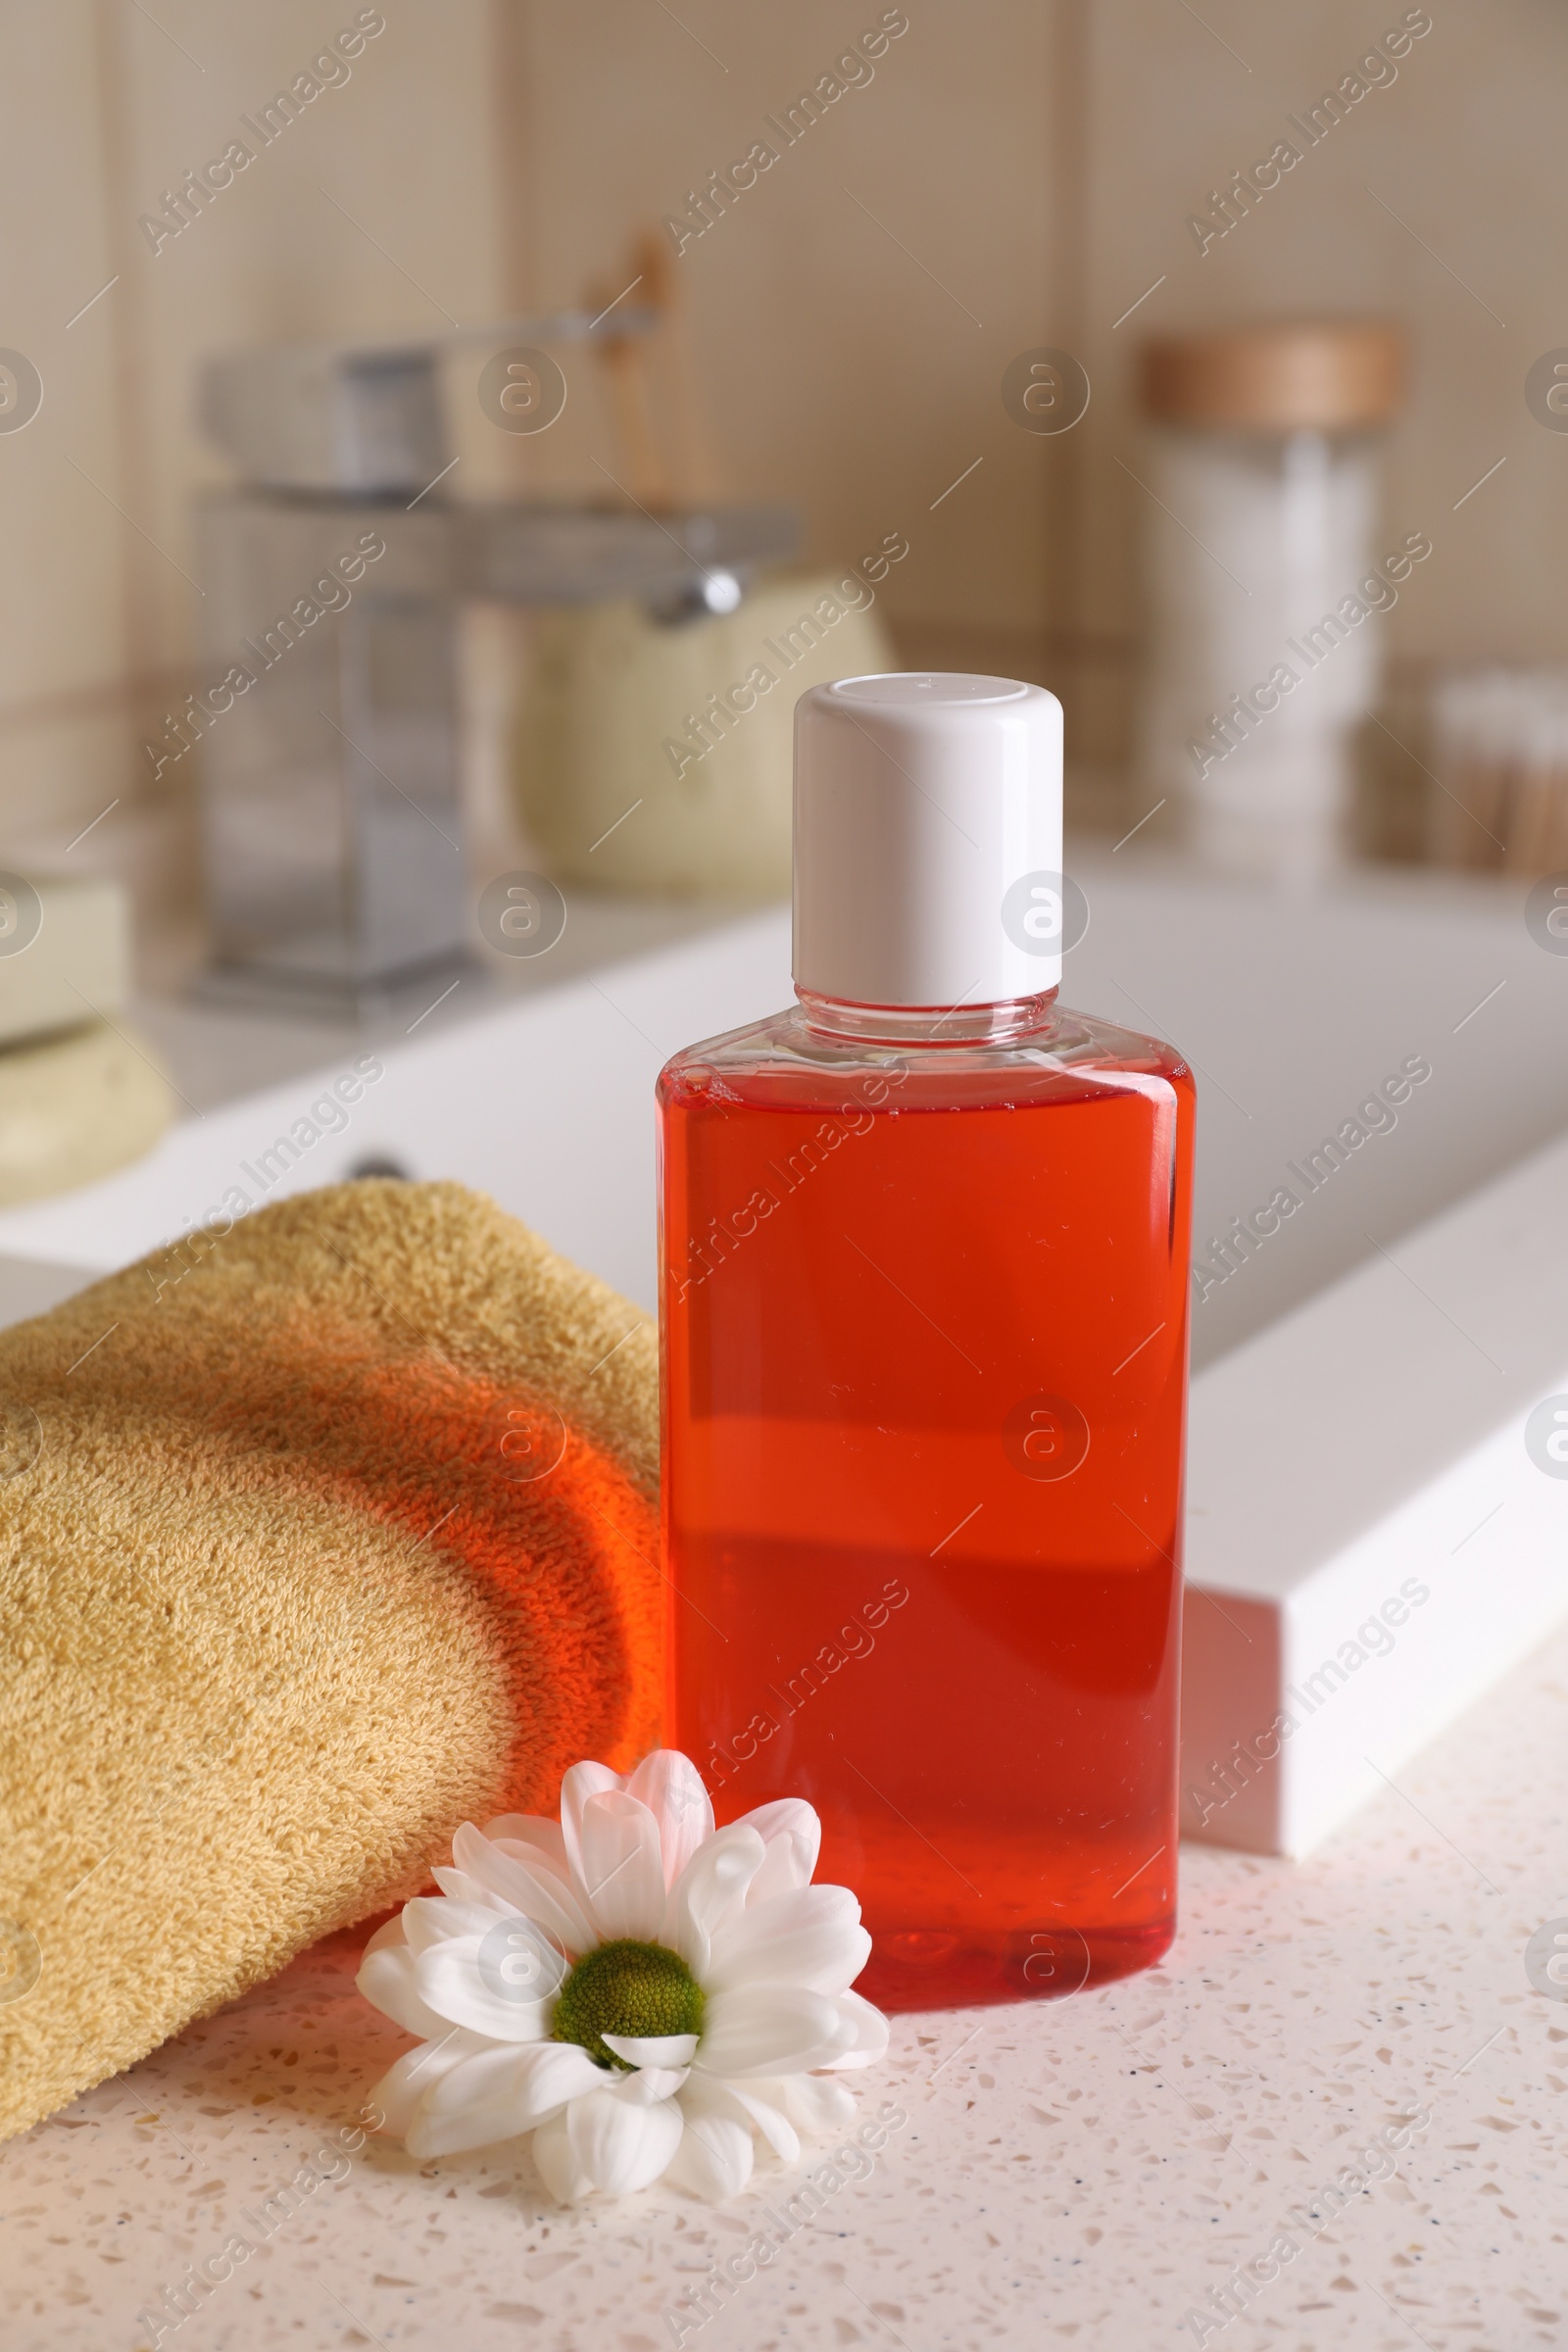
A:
0,0,507,929
507,0,1568,809
1075,0,1568,784
1,0,1561,920
504,0,1075,674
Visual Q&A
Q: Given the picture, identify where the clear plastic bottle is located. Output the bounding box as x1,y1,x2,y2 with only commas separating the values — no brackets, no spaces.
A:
658,675,1196,2011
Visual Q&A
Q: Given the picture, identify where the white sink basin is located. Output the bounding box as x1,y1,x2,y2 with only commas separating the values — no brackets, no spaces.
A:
0,859,1558,1376
0,858,1561,1857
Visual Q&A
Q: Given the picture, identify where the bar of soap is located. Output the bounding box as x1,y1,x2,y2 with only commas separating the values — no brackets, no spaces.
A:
1182,1123,1568,1855
0,1017,172,1206
0,874,127,1048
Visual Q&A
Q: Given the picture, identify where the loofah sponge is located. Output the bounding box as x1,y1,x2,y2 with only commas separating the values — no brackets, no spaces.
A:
514,575,897,896
0,1180,662,2142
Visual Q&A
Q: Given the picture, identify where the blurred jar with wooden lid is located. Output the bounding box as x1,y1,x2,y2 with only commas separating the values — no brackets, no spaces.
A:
1135,318,1405,880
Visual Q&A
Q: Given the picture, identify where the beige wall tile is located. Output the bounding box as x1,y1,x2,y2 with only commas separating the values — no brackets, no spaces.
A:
512,0,1068,644
1082,0,1568,695
107,0,506,662
0,0,508,876
0,0,127,837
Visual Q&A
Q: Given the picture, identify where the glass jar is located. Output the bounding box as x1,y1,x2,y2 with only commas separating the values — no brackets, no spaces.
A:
1136,320,1403,879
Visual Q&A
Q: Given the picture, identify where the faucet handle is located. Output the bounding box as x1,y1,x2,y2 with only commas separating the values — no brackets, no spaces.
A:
200,309,660,497
202,341,446,496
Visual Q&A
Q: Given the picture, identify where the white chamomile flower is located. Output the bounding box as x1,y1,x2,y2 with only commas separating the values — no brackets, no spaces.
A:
356,1750,889,2201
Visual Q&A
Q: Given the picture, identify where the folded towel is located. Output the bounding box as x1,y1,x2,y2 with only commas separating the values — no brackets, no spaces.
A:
0,1180,662,2141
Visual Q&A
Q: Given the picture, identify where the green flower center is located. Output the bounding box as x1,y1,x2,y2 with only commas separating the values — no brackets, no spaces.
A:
550,1937,705,2071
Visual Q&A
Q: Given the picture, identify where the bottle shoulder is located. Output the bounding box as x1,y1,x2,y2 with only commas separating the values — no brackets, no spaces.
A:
657,1001,1193,1113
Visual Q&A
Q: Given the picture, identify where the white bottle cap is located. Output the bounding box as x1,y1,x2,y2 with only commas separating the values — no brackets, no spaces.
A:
793,673,1065,1006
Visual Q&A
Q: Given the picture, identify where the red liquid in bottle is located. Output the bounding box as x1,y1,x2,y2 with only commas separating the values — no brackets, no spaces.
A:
660,1000,1195,2012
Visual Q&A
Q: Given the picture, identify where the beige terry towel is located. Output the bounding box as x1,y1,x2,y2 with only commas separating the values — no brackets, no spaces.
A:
0,1180,662,2141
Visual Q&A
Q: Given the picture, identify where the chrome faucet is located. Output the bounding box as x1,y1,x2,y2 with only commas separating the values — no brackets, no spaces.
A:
188,317,795,1012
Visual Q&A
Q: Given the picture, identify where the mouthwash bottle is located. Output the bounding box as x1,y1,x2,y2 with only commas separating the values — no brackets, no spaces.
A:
658,675,1195,2009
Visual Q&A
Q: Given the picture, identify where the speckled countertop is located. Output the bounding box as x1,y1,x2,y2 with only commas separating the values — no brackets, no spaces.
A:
5,1618,1566,2352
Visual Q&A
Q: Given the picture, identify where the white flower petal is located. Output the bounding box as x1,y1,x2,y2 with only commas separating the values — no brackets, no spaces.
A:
430,1864,514,1912
361,1913,407,1958
357,1943,454,2040
423,2038,606,2116
818,1988,891,2071
404,2039,608,2154
625,1750,715,1886
566,2085,684,2194
728,1797,821,1902
663,1824,765,1975
682,2069,801,2168
665,2092,755,2200
608,2064,690,2103
402,1895,510,1954
368,2030,483,2136
696,1984,855,2080
453,1822,596,1954
412,1936,554,2041
577,1790,666,1942
560,1760,625,1892
773,2071,860,2133
601,2033,700,2069
706,1886,870,1998
531,2108,593,2204
482,1812,569,1873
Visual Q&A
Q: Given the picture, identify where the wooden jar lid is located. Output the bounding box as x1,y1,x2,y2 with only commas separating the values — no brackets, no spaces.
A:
1140,320,1404,431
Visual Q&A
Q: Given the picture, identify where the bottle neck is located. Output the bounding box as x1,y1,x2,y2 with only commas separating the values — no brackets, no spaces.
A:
795,986,1057,1047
